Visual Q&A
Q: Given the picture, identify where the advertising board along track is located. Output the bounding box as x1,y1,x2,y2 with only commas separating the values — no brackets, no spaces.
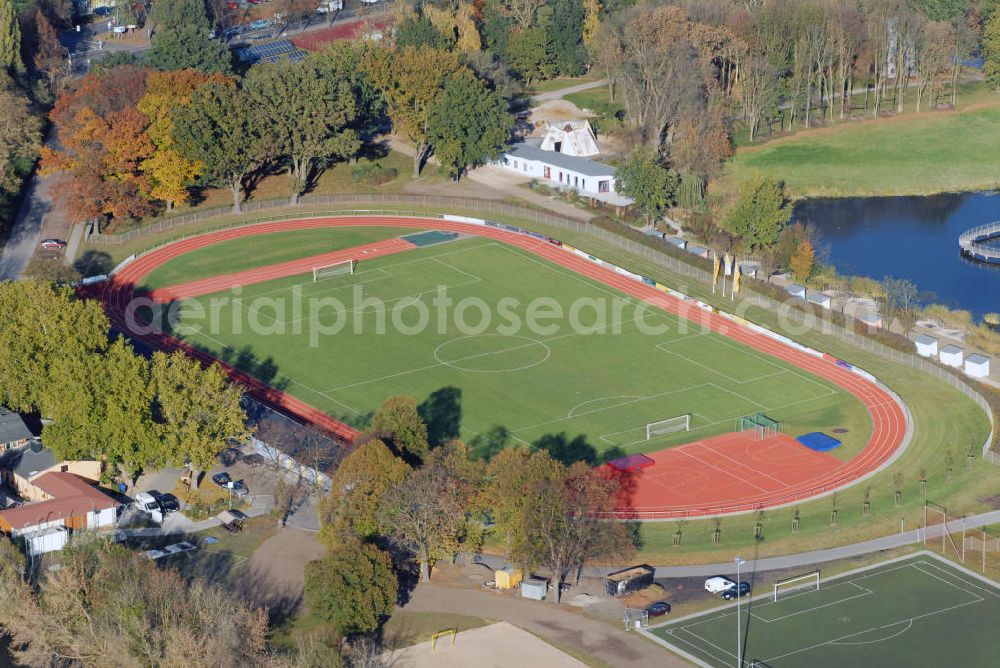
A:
92,215,909,519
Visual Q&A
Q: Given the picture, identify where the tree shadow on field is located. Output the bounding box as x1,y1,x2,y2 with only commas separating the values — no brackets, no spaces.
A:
531,432,597,465
469,425,511,460
218,345,288,391
74,250,113,277
418,387,462,448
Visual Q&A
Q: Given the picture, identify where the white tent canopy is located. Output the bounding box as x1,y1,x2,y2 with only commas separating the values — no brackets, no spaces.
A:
539,121,600,157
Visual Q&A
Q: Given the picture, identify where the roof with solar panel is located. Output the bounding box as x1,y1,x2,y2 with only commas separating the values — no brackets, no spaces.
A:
236,40,308,65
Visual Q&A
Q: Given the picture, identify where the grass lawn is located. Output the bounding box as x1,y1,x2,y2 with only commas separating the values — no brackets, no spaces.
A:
647,552,1000,668
563,87,615,111
721,94,1000,198
154,233,868,460
139,226,411,291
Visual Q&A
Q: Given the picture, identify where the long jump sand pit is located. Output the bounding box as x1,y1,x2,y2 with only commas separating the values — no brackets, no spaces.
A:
383,621,586,668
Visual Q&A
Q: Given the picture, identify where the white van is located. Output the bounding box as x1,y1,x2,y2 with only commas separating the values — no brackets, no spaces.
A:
134,492,163,524
704,576,736,593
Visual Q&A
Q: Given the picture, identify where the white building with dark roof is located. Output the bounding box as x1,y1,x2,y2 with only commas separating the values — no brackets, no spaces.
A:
0,408,32,451
498,139,632,206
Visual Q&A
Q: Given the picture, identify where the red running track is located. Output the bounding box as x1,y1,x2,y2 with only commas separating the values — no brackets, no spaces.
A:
148,237,417,302
93,216,908,518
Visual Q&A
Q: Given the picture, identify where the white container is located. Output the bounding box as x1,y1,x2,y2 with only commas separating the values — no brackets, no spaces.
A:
939,344,964,368
964,354,990,379
914,334,938,358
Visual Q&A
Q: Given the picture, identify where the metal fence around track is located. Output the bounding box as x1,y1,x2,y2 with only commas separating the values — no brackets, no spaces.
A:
90,194,997,467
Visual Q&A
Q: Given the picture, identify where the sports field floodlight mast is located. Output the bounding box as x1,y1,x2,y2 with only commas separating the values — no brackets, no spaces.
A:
735,555,746,668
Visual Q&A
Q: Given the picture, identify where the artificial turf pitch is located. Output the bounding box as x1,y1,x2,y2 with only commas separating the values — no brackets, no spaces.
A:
153,230,868,459
647,552,1000,668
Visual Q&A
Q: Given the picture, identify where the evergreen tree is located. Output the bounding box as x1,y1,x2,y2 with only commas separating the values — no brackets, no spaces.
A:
148,0,231,74
543,0,586,76
0,0,22,76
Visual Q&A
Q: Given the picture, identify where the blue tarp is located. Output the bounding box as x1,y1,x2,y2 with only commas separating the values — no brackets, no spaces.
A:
797,431,842,452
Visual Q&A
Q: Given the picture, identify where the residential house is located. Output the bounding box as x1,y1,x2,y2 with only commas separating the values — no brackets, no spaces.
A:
0,407,32,451
0,442,102,502
0,472,120,554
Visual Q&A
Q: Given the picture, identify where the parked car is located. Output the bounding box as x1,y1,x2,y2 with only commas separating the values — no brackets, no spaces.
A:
228,480,249,497
152,492,180,513
40,238,67,249
211,471,232,488
645,601,672,618
721,582,752,600
249,19,271,30
226,1,238,9
704,576,736,593
241,453,265,467
316,0,343,12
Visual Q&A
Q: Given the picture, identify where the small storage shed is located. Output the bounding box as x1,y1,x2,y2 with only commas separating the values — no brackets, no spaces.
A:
807,292,832,310
965,354,991,379
786,284,807,300
605,564,655,597
521,578,548,601
495,565,523,591
664,236,687,251
858,312,883,329
939,344,964,368
739,263,758,279
914,334,938,358
25,526,68,556
686,244,710,259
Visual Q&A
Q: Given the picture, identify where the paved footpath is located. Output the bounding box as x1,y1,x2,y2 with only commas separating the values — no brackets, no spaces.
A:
476,509,1000,580
403,585,690,668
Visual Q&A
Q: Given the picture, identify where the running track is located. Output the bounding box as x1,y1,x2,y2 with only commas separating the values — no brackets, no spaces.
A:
92,216,909,518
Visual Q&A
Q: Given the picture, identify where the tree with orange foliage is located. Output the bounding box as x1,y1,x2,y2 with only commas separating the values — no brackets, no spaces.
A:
790,238,816,283
41,67,155,225
137,69,228,210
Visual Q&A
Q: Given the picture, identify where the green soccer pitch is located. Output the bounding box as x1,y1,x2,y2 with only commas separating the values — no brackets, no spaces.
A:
647,552,1000,668
152,232,869,457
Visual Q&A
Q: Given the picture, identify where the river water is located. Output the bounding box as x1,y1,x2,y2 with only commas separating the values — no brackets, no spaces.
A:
793,192,1000,319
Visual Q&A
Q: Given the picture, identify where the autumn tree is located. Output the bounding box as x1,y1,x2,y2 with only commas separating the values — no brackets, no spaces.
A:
40,66,155,223
304,538,398,636
614,149,679,224
426,69,512,180
174,81,267,213
722,176,792,252
515,462,633,603
790,238,816,282
477,447,562,557
0,87,42,198
0,536,273,666
365,45,462,177
379,440,480,581
244,59,360,204
137,69,224,210
30,9,66,90
318,439,410,542
369,395,429,462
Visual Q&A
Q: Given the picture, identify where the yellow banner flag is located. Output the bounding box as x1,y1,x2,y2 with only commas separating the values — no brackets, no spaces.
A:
732,260,742,296
712,252,720,290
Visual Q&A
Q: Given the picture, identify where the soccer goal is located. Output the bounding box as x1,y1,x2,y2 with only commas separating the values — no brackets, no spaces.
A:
312,260,355,282
646,414,691,440
736,412,781,440
773,570,820,601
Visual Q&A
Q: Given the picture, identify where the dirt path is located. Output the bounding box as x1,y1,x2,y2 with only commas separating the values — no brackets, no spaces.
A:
232,527,325,617
402,585,691,668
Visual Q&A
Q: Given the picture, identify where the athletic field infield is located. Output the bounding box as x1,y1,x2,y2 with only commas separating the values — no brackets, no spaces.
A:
148,233,866,456
646,552,1000,667
96,216,912,517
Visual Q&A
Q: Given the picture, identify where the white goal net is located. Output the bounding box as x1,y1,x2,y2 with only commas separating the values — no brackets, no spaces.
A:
773,570,820,601
646,414,690,440
313,260,355,282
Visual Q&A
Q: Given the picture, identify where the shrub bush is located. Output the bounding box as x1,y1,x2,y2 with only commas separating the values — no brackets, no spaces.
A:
350,162,398,186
